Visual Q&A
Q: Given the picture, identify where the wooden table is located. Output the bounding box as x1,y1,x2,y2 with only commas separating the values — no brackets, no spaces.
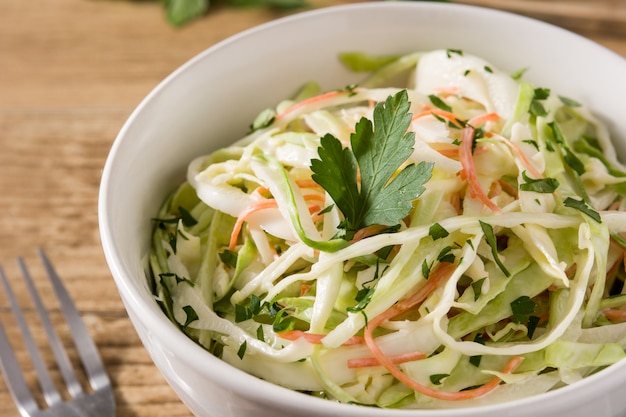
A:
0,1,624,416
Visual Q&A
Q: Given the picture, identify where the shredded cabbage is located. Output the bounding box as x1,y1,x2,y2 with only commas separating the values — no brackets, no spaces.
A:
147,49,626,409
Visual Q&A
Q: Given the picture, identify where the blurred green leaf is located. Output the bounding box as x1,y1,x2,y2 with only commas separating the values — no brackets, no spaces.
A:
161,0,209,26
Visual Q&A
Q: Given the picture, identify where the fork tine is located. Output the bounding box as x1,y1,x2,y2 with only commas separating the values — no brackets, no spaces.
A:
0,263,62,413
0,265,40,417
18,256,83,398
37,248,111,392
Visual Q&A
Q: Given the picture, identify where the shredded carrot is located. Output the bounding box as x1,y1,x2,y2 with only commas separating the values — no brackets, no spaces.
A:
494,134,544,179
351,224,392,243
300,284,312,296
468,112,499,127
450,191,462,215
296,179,323,189
228,199,278,250
347,351,427,369
603,309,626,323
427,142,461,158
256,179,322,196
277,330,365,346
459,127,501,213
433,86,460,97
276,90,349,121
303,194,326,203
498,178,518,198
488,180,502,199
363,262,524,400
412,108,464,128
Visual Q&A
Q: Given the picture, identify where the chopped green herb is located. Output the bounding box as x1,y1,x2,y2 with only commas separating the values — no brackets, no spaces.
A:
519,171,560,193
182,305,198,328
272,307,295,332
522,139,539,151
235,303,251,323
159,272,194,287
527,315,540,339
529,88,551,117
437,246,456,264
318,204,335,215
237,340,247,359
428,94,452,112
446,48,463,58
563,197,602,223
429,223,450,240
484,66,493,73
347,286,376,313
219,249,238,268
422,259,432,280
510,295,536,323
178,206,198,227
469,333,485,367
471,277,486,301
430,373,449,385
529,100,548,117
479,221,511,277
533,88,551,100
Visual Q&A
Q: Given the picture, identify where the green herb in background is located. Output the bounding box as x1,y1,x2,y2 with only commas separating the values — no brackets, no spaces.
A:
160,0,308,26
157,0,449,27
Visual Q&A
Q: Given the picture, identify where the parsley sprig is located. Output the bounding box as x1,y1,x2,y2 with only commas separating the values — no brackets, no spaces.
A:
310,90,433,239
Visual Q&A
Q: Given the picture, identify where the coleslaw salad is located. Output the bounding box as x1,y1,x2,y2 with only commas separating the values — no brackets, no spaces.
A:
147,49,626,409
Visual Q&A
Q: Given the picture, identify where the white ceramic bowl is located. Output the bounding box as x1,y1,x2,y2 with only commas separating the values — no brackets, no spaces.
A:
99,3,626,417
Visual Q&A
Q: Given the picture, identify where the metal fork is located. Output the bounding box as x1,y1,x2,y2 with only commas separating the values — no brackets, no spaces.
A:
0,249,115,417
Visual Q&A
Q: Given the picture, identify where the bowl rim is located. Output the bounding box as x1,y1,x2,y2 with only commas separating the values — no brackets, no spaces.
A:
99,1,626,416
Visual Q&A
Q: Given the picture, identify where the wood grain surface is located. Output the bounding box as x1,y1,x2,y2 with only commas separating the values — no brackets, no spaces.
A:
0,1,624,416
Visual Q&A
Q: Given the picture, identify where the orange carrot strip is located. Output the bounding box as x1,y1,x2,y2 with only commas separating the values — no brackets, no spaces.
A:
498,178,519,198
427,142,460,158
277,330,365,346
303,194,326,203
459,127,501,213
433,86,460,96
351,224,392,243
276,90,349,121
468,112,499,127
412,108,464,127
296,179,323,189
494,134,544,179
603,309,626,323
347,351,427,369
363,262,524,400
256,180,322,197
228,199,278,250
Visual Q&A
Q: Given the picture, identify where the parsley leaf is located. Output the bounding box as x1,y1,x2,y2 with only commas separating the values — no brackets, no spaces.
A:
519,171,560,193
429,223,449,240
237,340,247,359
510,295,536,323
430,373,449,385
529,87,551,117
311,90,433,237
428,94,452,112
479,221,510,277
182,305,198,329
563,197,602,223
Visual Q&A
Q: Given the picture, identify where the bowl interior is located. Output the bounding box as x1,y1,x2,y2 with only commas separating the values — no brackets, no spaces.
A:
99,2,626,417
